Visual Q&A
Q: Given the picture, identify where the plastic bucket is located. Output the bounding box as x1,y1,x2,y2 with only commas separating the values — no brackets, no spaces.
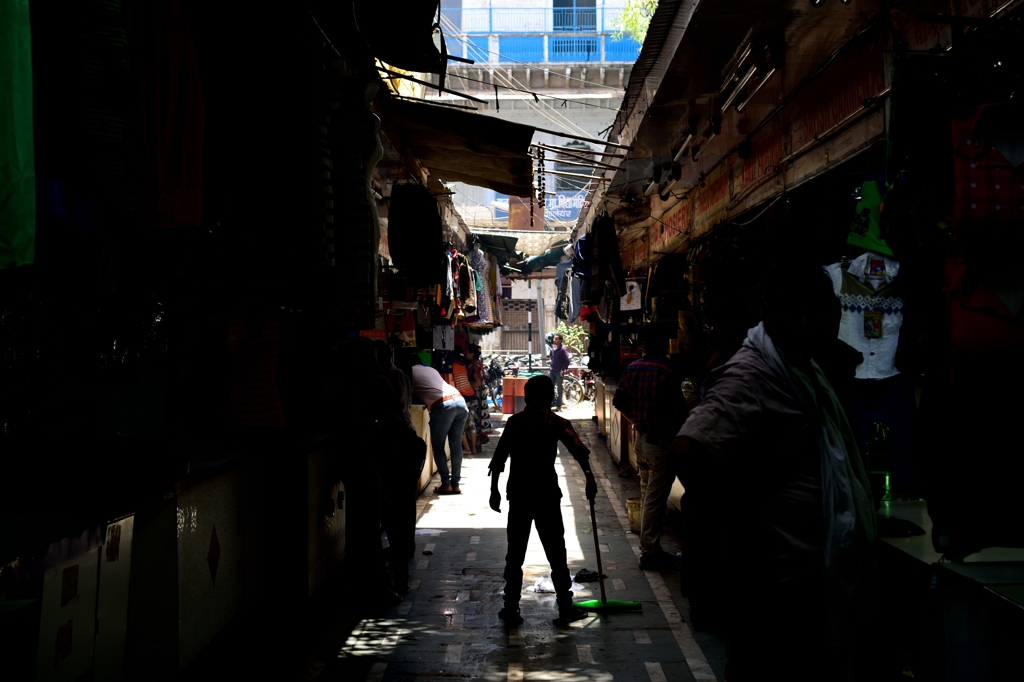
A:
626,497,642,533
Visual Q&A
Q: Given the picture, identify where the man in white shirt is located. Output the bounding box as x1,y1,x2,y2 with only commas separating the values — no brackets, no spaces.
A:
412,364,470,494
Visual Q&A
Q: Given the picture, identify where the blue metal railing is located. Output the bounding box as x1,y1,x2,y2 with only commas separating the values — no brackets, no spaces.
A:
499,36,545,63
604,35,641,61
441,7,622,34
550,35,600,62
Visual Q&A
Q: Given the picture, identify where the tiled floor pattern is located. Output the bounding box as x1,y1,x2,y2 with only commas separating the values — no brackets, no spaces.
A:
311,408,727,682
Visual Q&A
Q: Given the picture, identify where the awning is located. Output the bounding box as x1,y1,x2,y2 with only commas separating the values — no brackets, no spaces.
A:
520,245,569,273
475,234,519,263
385,98,535,196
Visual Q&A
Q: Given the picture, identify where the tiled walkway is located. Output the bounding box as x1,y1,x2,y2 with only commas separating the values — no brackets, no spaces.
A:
308,410,727,682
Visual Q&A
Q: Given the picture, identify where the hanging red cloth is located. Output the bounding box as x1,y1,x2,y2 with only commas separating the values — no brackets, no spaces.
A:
128,0,205,229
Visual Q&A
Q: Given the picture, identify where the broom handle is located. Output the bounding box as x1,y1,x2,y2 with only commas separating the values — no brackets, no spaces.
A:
590,498,607,604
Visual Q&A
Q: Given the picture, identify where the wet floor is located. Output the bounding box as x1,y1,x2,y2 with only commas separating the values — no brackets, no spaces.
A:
305,410,727,682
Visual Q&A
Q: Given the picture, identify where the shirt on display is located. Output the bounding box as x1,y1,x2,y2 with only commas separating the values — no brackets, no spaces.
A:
826,252,903,380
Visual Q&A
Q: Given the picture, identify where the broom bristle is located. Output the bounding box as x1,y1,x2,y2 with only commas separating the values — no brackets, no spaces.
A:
572,599,643,611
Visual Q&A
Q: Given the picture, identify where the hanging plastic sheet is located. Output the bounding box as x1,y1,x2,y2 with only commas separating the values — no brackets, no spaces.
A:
0,0,35,269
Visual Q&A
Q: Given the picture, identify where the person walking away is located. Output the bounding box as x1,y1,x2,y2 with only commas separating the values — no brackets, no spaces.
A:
453,346,482,455
488,376,598,625
613,327,688,570
670,267,876,681
412,362,470,494
549,334,572,410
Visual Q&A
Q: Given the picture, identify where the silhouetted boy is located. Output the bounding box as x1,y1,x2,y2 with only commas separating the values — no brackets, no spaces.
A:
488,376,597,625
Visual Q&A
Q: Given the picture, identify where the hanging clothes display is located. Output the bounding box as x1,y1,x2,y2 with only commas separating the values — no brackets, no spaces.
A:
470,248,492,323
952,102,1024,236
555,261,571,321
129,0,205,229
826,252,903,380
568,271,583,322
1,0,35,268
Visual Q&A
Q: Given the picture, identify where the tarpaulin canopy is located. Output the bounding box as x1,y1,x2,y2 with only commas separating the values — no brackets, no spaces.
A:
385,98,536,196
475,234,519,264
520,245,569,273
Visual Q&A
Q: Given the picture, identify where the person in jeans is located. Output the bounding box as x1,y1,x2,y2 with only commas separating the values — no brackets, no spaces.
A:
412,363,470,494
489,375,597,625
613,327,688,570
548,334,572,410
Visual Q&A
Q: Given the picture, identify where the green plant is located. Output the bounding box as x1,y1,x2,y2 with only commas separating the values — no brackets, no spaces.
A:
552,321,588,355
612,0,659,45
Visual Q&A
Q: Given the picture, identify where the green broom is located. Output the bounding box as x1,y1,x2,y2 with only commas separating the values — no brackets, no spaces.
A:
573,497,642,612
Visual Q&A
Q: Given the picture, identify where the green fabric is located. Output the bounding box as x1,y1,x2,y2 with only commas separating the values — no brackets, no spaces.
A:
0,0,36,269
847,179,894,258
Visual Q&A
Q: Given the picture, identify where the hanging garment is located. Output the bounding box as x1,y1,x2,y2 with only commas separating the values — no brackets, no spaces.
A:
826,252,903,380
130,0,205,229
0,0,35,268
432,325,455,350
568,273,583,323
399,311,417,346
620,281,642,311
555,262,571,321
464,266,478,314
594,213,624,297
573,230,594,279
470,248,492,323
952,102,1024,236
389,183,444,283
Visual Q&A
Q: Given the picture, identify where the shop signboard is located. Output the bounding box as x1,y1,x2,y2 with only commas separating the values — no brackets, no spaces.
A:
546,191,587,222
493,192,509,221
787,46,885,154
649,196,691,255
731,119,786,212
787,43,886,188
791,109,886,189
691,163,730,236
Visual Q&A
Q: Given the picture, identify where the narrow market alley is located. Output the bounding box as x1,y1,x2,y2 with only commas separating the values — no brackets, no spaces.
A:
306,413,726,682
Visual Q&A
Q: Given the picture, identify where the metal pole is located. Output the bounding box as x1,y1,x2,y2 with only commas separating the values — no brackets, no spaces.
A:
538,278,546,361
527,279,533,370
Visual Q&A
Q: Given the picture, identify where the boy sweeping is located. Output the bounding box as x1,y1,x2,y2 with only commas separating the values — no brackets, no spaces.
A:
488,376,598,625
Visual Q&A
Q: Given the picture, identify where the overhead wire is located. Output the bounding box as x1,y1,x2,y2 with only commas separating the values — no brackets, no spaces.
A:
439,16,594,139
440,71,615,110
440,17,591,137
439,19,622,91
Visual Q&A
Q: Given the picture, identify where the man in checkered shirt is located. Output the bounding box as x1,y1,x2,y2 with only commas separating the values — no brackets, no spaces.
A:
614,327,688,570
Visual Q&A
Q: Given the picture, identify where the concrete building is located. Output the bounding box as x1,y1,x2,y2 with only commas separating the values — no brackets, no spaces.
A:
424,2,639,355
430,1,639,232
